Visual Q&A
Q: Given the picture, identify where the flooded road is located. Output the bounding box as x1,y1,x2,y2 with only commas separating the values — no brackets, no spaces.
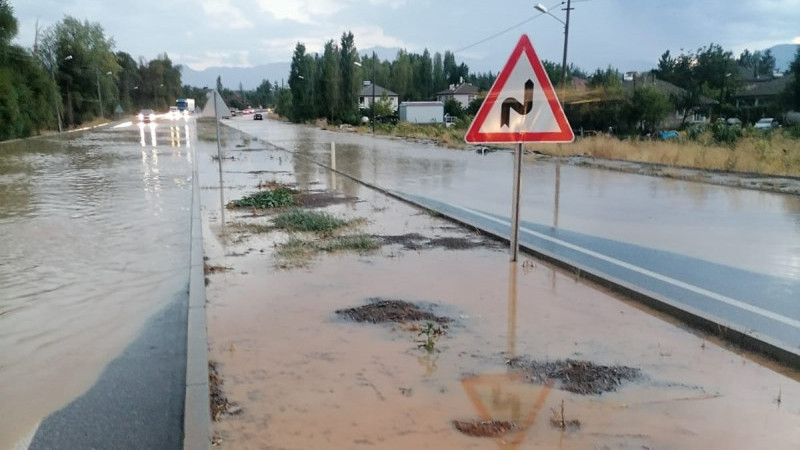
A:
230,117,800,281
200,124,800,449
0,120,194,448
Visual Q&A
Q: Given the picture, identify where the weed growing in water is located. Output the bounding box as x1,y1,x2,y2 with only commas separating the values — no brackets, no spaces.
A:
417,322,444,353
273,209,348,234
228,188,295,209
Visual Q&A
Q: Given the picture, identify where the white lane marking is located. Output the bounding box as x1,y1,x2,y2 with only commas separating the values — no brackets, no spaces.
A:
449,203,800,331
13,422,39,450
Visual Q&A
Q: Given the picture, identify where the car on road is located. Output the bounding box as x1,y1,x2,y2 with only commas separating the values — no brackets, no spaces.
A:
253,112,263,120
137,109,155,123
753,118,779,130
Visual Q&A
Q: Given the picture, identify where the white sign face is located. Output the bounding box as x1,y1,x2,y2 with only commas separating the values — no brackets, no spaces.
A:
465,34,573,144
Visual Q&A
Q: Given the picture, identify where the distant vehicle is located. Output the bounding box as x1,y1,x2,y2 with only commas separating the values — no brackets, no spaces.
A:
753,118,779,130
168,106,180,120
725,118,742,126
176,98,195,115
137,109,155,123
253,113,263,120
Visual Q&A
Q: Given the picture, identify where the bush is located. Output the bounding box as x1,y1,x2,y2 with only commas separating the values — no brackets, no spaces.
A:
787,124,800,140
227,188,295,208
710,122,742,145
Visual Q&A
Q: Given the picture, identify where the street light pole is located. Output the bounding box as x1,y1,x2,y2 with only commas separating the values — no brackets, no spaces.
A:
535,1,572,92
96,70,103,119
371,51,376,134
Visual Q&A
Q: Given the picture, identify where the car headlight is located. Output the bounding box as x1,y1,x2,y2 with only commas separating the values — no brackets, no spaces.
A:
138,114,143,121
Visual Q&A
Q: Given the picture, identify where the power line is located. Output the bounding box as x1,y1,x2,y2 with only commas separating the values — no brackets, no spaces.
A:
453,2,564,55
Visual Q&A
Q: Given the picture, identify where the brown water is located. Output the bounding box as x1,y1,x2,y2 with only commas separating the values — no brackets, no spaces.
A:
201,126,800,449
230,118,800,281
0,121,194,448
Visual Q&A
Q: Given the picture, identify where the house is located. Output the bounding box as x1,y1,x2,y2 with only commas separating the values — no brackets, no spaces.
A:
359,82,399,111
621,72,716,127
734,73,794,107
435,82,479,109
398,101,444,124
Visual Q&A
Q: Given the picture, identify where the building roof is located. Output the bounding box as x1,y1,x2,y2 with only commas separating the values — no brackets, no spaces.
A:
436,83,479,96
399,101,443,107
735,74,793,98
359,84,398,97
621,73,717,105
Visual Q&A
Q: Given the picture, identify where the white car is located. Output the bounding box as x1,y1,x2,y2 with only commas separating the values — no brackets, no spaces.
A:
753,118,779,130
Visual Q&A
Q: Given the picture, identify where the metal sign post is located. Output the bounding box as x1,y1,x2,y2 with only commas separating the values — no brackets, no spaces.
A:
510,143,523,261
464,34,574,262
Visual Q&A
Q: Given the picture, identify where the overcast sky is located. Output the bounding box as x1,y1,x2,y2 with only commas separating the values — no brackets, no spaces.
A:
11,0,800,74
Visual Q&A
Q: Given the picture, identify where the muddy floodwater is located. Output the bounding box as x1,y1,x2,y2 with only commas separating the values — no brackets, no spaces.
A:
201,125,800,449
230,118,800,281
0,122,193,447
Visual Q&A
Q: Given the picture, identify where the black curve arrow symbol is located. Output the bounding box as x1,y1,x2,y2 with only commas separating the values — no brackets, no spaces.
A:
501,79,534,128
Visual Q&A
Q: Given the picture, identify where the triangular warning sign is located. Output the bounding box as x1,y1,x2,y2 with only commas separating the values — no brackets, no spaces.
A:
465,34,574,144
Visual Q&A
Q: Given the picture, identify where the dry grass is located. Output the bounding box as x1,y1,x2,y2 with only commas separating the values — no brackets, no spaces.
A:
538,134,800,177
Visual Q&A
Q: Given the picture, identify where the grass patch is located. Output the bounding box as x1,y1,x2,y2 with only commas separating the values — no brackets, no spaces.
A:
318,234,380,252
230,222,273,234
273,209,349,234
275,234,379,268
227,188,295,209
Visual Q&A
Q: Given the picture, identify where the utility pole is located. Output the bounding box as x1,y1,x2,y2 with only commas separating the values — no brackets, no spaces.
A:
561,0,572,93
371,51,376,134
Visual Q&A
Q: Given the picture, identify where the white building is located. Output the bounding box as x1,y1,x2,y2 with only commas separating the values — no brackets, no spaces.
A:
359,82,399,111
435,82,479,109
398,101,444,124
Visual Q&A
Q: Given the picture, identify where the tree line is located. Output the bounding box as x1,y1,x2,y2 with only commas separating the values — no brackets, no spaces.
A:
2,0,799,141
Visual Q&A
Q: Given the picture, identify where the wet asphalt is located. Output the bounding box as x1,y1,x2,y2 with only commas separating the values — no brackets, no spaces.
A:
27,290,188,450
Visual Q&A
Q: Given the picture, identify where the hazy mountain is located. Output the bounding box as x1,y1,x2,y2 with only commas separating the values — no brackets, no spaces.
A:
180,44,797,90
181,62,291,90
179,46,491,90
767,44,799,72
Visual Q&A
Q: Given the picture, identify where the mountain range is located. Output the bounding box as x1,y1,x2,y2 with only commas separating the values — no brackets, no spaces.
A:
180,44,799,91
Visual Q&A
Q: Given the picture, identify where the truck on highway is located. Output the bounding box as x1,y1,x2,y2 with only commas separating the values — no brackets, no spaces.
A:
176,98,195,115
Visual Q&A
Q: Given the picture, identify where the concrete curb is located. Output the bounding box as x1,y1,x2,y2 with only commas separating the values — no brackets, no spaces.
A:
184,159,211,449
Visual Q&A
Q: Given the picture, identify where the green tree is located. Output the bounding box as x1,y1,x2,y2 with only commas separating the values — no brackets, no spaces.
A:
626,85,672,133
338,31,359,124
0,0,59,139
391,49,412,101
320,40,341,122
787,47,800,110
432,52,444,92
38,16,119,125
415,49,433,100
288,42,313,122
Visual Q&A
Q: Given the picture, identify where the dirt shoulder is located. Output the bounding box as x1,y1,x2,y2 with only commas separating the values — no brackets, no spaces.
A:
197,125,800,450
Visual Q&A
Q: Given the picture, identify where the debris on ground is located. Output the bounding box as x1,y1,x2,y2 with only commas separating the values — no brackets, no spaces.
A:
452,420,517,437
375,233,500,251
507,357,641,395
209,361,242,421
335,298,450,325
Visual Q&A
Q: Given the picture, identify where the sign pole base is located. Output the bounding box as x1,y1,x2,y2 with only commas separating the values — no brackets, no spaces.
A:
510,143,522,261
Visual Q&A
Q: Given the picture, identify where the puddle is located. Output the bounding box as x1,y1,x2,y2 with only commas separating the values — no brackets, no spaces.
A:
200,124,800,450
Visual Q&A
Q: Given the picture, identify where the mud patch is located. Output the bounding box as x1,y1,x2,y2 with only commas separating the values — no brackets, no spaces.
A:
335,298,450,325
507,357,641,395
209,361,242,421
376,233,500,251
452,420,517,437
204,263,231,275
295,190,358,208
